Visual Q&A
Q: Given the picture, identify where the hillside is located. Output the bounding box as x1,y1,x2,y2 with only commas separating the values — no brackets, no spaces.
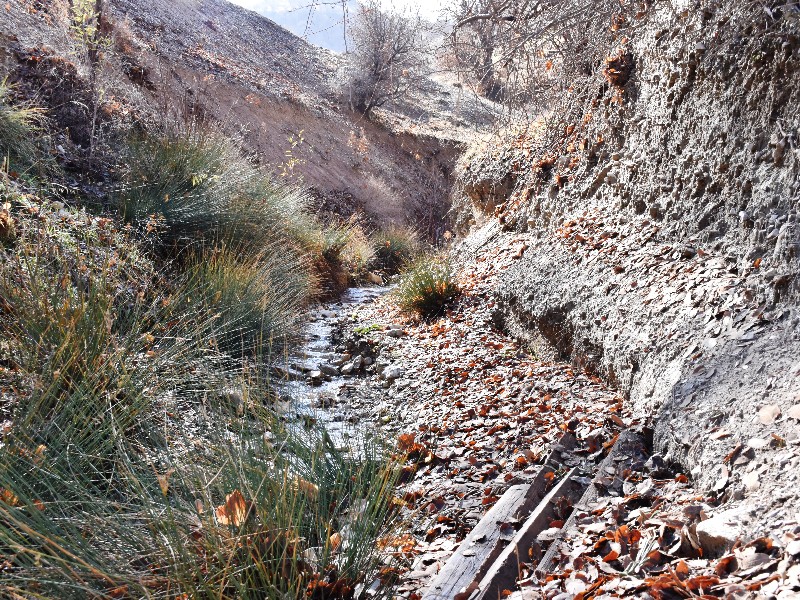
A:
1,0,494,232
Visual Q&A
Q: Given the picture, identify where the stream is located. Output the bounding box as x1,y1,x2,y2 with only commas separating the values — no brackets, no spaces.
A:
277,287,388,449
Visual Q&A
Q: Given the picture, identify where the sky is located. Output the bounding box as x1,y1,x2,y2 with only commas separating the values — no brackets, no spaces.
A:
230,0,448,51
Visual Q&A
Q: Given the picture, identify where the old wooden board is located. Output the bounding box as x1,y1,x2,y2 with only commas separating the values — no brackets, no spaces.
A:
474,468,585,600
535,429,648,578
421,467,552,600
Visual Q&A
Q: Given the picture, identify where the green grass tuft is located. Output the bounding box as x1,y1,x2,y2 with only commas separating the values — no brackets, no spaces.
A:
395,256,459,318
0,80,45,173
181,245,311,358
370,225,421,275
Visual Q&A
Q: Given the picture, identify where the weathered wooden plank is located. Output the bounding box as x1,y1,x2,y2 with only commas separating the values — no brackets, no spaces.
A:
535,429,648,578
422,468,552,600
474,468,585,600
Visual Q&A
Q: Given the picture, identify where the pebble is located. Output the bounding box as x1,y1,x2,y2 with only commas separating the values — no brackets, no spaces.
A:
382,365,405,381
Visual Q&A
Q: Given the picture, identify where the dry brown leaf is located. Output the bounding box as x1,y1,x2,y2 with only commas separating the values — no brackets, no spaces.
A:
292,477,320,500
675,560,690,580
157,468,175,496
329,532,343,551
215,490,253,527
0,488,18,506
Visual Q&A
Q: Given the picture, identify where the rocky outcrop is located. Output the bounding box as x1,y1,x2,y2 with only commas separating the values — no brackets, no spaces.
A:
458,3,800,539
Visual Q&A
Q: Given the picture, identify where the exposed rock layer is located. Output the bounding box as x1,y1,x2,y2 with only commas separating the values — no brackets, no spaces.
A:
458,4,800,537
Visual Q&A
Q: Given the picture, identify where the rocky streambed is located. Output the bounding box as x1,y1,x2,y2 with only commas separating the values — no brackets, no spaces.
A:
275,286,412,449
274,242,800,598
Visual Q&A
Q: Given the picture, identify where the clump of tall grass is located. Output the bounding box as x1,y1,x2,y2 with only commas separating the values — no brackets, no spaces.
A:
0,187,403,599
370,225,421,275
182,245,312,358
119,126,257,249
395,256,459,318
339,224,375,277
0,80,44,173
118,126,364,300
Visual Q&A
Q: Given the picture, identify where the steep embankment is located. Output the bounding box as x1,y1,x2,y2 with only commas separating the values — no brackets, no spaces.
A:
0,0,487,231
458,4,800,541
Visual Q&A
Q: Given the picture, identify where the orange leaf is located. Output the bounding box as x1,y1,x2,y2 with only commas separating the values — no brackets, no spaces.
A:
215,490,252,527
0,488,18,506
675,559,690,580
292,476,320,500
157,468,175,496
329,532,343,551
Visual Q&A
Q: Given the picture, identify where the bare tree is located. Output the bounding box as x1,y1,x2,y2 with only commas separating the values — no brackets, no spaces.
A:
448,0,643,110
346,1,429,117
450,0,510,102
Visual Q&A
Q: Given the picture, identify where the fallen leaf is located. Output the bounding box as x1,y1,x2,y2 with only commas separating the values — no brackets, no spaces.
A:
675,559,690,580
292,476,320,500
215,490,253,527
715,554,738,576
329,532,343,551
157,468,175,496
0,488,18,506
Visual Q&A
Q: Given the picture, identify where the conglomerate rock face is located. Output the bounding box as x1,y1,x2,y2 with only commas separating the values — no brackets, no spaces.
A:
457,4,800,538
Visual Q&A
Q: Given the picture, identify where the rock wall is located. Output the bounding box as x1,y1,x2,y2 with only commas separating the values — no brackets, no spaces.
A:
457,3,800,532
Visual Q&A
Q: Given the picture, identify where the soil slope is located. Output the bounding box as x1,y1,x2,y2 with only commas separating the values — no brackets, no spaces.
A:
0,0,494,231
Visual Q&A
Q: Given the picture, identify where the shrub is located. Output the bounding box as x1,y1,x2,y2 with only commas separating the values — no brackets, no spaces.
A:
0,81,44,172
395,256,459,318
182,245,311,358
370,225,420,275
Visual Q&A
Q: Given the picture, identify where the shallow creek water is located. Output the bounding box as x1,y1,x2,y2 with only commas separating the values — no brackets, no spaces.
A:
277,287,387,448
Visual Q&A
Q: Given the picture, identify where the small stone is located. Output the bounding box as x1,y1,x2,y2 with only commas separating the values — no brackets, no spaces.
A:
318,363,339,376
696,508,747,555
645,454,670,477
788,404,800,420
742,471,760,492
787,539,800,556
382,365,405,382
